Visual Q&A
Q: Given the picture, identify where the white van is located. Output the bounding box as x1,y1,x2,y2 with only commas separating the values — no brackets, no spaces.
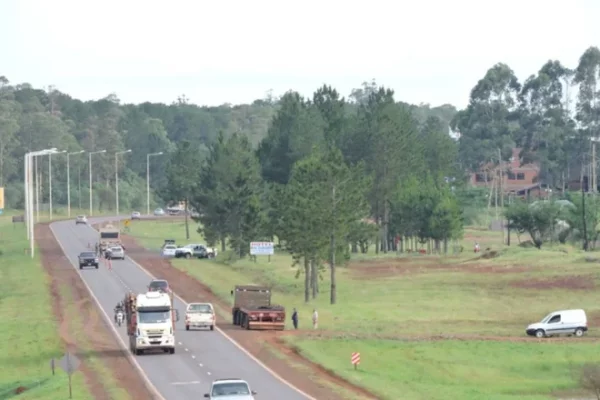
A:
526,309,588,338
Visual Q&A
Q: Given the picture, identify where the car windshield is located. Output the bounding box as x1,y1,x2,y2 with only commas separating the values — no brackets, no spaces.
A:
138,310,171,323
150,281,168,290
188,304,212,313
540,313,554,323
165,245,176,250
211,382,250,396
80,252,95,257
77,216,85,219
111,247,122,252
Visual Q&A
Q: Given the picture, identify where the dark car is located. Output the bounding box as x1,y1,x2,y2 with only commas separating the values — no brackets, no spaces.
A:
78,251,99,269
148,279,170,293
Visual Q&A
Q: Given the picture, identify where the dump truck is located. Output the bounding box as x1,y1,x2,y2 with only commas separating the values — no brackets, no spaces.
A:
124,290,178,355
231,285,285,330
99,224,121,252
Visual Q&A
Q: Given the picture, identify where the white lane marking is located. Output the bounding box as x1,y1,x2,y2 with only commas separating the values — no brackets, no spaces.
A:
178,342,183,345
191,355,196,359
184,348,189,352
49,223,166,400
171,381,201,386
87,217,316,400
199,363,203,367
207,372,211,376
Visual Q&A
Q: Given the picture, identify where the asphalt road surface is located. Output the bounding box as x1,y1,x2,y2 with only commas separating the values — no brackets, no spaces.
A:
50,217,309,400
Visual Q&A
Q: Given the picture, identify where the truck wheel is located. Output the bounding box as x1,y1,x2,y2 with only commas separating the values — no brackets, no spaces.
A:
79,265,83,270
169,348,175,354
186,325,190,331
210,325,214,331
95,265,99,269
232,310,238,325
135,349,142,355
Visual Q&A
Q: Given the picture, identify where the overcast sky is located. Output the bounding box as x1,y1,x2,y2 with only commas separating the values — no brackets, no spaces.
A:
2,0,598,109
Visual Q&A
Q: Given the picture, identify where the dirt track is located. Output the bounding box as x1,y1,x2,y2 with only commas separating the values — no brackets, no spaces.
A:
37,223,153,399
119,233,380,400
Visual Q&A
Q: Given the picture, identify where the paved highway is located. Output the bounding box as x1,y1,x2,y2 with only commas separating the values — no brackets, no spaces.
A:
50,217,309,400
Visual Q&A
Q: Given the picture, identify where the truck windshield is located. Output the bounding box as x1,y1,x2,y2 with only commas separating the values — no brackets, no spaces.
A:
138,310,171,323
101,232,119,239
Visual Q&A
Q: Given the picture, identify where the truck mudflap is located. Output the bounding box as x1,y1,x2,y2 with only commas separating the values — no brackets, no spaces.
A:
247,321,285,330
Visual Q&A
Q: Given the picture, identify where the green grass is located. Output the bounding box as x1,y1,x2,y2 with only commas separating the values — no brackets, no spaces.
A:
127,219,600,399
283,337,597,400
0,216,93,399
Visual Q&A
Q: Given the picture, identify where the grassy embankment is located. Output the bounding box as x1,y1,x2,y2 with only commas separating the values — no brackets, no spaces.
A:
0,214,130,399
127,219,600,400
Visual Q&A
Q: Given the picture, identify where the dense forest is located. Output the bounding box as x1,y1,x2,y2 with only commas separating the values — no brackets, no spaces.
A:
2,45,599,302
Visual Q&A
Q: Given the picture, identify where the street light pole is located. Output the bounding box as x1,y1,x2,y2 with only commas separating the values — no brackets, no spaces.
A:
67,150,85,218
146,152,164,215
88,150,106,216
35,156,39,222
115,150,132,216
24,154,29,239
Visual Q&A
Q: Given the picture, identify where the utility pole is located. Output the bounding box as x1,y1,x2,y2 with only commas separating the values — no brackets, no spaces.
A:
582,182,588,251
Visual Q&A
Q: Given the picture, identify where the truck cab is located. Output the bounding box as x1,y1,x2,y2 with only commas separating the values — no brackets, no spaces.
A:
126,291,179,355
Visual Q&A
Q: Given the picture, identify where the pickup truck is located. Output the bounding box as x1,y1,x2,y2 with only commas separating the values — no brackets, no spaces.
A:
185,303,215,331
78,251,99,269
175,244,217,259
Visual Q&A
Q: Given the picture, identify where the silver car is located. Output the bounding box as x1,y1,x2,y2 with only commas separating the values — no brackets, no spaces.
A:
204,379,256,400
106,246,125,260
154,208,165,216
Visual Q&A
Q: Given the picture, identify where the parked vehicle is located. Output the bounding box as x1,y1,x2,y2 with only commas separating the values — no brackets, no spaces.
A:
75,215,87,225
161,244,177,257
124,291,179,355
185,303,215,331
78,251,99,269
131,211,141,220
175,244,217,259
154,208,165,216
106,246,125,260
231,285,285,330
204,379,256,399
526,309,588,338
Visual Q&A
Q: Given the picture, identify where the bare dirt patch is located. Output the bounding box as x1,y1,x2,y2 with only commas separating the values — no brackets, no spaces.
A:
37,223,154,400
120,233,378,400
349,257,531,279
510,275,595,290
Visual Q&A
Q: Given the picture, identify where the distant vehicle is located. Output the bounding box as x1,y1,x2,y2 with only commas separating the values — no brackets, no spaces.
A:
161,244,177,257
185,303,215,331
106,246,125,260
131,211,141,220
75,215,87,225
204,379,256,399
526,309,588,338
231,285,285,330
154,208,165,216
175,244,217,259
78,251,99,269
148,279,170,293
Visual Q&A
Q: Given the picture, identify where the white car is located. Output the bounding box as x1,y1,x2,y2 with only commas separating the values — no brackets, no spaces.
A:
106,246,125,260
161,244,177,257
154,208,165,216
204,379,256,399
131,211,141,220
185,303,215,331
75,215,87,225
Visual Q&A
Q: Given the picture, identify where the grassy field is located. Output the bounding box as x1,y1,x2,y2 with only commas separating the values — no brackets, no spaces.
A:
127,219,600,399
0,213,131,399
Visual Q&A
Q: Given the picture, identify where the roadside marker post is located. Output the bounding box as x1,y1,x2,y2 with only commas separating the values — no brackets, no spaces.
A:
351,352,360,370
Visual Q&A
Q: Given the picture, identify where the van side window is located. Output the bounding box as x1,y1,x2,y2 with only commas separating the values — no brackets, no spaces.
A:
549,315,561,323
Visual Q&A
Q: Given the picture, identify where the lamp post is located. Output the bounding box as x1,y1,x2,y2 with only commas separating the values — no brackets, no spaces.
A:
24,148,58,257
67,150,85,217
88,150,106,216
49,150,66,220
115,150,132,216
146,152,163,215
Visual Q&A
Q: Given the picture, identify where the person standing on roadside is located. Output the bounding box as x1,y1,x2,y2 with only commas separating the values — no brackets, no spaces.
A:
312,308,318,329
291,308,298,330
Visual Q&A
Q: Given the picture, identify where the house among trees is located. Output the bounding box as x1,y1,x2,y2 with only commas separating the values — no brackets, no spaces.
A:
469,148,547,199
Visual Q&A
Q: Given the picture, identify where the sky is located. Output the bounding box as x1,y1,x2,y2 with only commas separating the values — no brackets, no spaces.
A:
1,0,599,109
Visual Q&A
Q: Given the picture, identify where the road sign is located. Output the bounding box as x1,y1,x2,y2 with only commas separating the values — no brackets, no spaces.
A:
59,352,80,375
351,352,360,369
250,241,274,256
124,219,130,227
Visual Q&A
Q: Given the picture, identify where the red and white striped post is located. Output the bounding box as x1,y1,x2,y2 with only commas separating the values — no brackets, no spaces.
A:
351,352,360,370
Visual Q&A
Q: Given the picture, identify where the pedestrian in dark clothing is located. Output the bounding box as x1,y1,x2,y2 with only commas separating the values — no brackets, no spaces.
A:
291,308,298,330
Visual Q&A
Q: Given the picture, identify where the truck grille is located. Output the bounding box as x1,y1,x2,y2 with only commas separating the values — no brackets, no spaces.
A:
146,329,164,338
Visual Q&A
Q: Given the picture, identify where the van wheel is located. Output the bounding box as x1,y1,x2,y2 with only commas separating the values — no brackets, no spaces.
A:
535,329,545,338
575,328,584,337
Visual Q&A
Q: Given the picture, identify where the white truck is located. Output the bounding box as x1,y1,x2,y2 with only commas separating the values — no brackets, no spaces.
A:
125,291,179,355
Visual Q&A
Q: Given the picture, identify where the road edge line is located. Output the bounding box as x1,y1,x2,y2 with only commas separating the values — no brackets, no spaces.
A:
49,222,166,400
90,217,317,400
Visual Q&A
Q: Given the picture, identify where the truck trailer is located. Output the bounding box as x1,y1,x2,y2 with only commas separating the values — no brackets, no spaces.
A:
231,285,285,330
124,291,178,355
99,224,121,252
